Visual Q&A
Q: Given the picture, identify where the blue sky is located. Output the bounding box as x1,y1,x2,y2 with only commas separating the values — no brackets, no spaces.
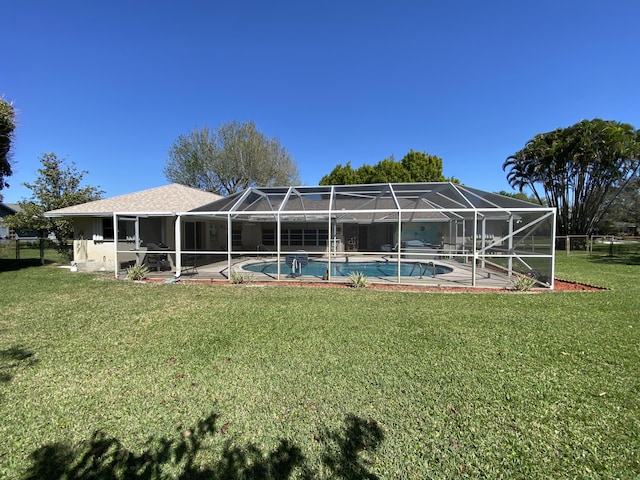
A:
3,0,639,203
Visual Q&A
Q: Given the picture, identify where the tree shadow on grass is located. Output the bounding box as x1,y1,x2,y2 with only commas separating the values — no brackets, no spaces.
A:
0,345,39,384
0,258,51,272
587,254,640,266
22,412,384,479
320,415,384,480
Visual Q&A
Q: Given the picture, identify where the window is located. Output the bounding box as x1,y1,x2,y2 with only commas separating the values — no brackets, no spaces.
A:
276,228,328,247
262,229,275,246
100,218,132,241
232,229,242,248
289,229,303,245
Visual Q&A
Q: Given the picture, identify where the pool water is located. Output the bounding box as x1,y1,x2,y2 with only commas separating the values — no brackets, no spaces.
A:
242,260,453,277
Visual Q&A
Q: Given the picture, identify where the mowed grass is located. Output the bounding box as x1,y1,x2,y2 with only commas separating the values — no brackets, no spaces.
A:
0,255,638,478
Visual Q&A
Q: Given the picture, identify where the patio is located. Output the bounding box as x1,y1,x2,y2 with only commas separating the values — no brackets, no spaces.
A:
133,253,517,290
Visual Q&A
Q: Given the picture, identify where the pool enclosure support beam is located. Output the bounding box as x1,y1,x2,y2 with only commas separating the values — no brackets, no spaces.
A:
175,214,182,275
327,216,333,281
397,213,402,285
388,186,401,286
471,211,478,287
226,213,232,279
480,216,487,269
134,216,141,267
550,208,557,290
113,213,119,279
276,213,282,280
508,215,514,276
327,186,336,282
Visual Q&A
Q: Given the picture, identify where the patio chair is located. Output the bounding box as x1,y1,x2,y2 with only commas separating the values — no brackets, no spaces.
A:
145,242,171,271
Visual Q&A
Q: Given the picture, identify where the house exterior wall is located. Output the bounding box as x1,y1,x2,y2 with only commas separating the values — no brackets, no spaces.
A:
71,216,176,272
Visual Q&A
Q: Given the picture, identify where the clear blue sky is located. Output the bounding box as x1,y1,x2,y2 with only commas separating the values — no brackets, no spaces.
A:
3,0,639,203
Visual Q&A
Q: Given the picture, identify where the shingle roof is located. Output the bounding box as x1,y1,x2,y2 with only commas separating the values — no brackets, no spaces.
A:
0,203,20,216
45,184,222,217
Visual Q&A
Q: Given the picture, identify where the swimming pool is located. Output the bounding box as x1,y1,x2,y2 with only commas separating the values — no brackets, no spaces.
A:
242,260,453,278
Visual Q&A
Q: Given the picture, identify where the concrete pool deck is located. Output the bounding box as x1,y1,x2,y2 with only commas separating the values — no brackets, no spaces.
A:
134,254,522,290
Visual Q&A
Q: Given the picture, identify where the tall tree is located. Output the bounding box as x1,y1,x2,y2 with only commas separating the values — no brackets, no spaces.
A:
400,150,446,182
0,97,16,191
503,119,640,235
496,190,541,204
598,176,640,234
164,121,300,196
3,153,104,246
320,150,455,185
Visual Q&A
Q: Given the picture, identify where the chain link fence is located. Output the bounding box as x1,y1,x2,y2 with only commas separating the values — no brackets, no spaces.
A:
0,238,71,265
557,235,640,259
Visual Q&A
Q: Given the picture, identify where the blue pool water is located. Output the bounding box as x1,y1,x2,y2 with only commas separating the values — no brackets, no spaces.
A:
243,260,453,277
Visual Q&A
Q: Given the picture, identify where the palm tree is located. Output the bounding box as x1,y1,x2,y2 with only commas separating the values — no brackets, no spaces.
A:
504,119,640,236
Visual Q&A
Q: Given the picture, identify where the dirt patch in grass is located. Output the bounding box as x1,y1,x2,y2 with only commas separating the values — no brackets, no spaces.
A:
552,279,606,292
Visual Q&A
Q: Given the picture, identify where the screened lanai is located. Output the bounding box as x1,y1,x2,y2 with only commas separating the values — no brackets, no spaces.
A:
170,183,556,289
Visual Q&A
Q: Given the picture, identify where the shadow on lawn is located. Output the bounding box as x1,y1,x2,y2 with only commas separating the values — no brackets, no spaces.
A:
0,258,52,272
23,413,384,479
0,345,39,384
588,254,640,266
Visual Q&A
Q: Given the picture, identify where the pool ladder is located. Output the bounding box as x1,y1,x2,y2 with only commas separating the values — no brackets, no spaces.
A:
411,261,436,279
291,258,303,276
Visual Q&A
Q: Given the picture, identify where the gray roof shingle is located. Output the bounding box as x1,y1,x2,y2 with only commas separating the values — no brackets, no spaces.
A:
45,184,221,217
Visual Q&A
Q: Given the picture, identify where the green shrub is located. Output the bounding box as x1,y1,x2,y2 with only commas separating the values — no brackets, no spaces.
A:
509,273,537,291
230,270,254,284
126,264,150,281
348,271,368,288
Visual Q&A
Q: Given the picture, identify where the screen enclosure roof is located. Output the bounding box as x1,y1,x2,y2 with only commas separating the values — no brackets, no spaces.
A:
187,183,550,223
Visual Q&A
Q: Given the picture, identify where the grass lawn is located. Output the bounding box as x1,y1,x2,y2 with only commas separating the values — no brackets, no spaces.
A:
0,255,638,478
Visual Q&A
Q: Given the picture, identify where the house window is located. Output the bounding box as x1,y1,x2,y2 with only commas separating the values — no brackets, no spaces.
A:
289,229,303,245
101,218,131,240
277,228,329,247
232,229,242,248
262,229,275,246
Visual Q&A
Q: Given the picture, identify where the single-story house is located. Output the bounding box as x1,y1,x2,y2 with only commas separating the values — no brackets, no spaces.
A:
44,184,222,271
46,182,556,288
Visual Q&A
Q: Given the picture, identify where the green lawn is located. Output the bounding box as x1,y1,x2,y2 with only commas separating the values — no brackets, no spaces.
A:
0,255,638,478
